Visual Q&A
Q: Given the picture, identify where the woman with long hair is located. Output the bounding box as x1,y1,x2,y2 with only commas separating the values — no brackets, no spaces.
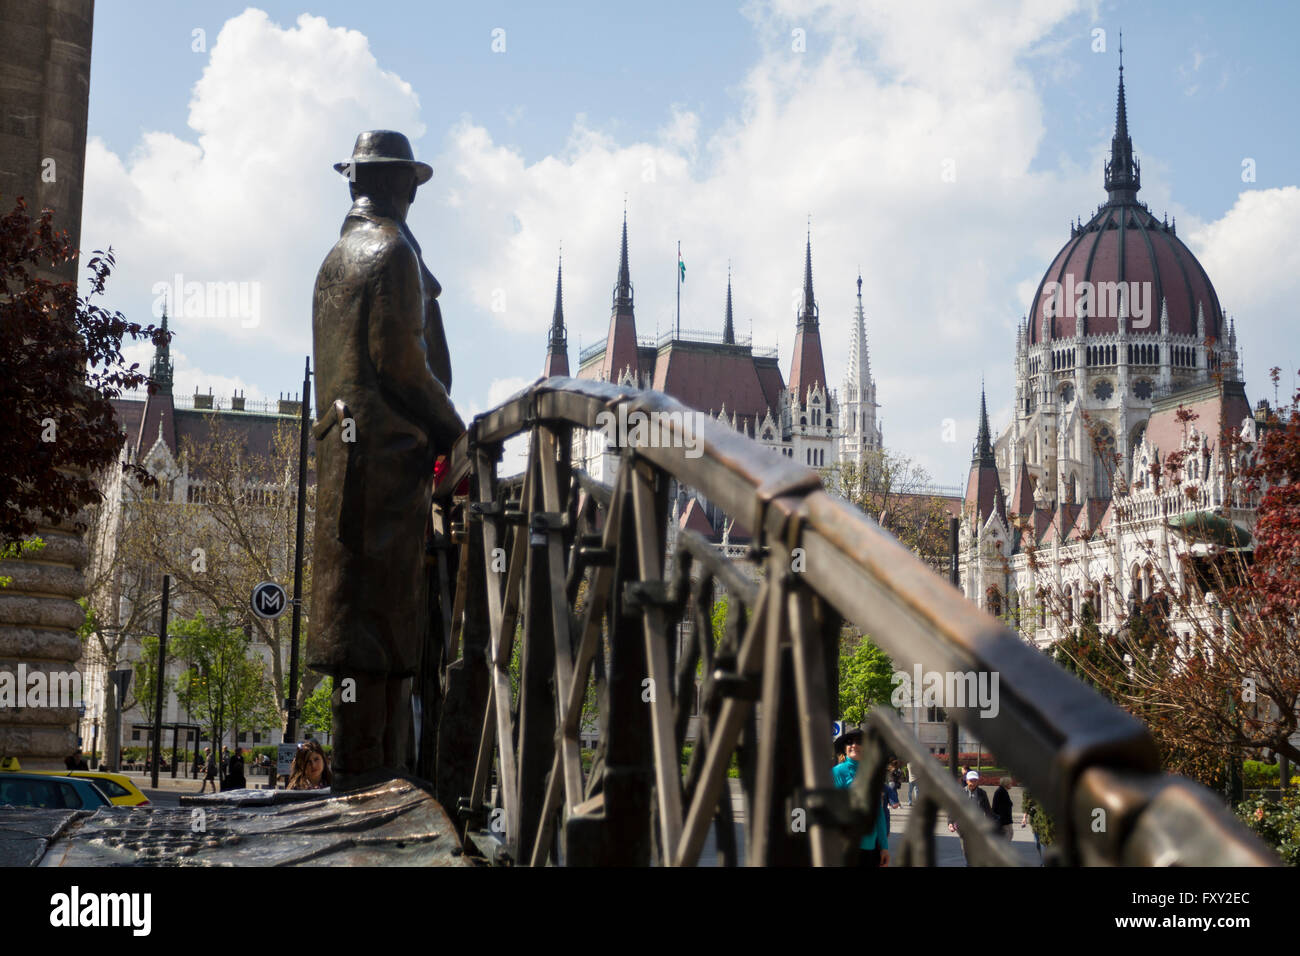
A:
286,739,332,790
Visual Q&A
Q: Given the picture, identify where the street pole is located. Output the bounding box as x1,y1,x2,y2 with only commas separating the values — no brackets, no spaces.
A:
285,356,311,743
150,574,170,789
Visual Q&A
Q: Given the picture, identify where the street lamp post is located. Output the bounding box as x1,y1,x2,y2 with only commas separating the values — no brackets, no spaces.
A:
285,356,311,743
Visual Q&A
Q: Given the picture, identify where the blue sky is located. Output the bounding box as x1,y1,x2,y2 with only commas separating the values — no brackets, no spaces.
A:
81,0,1300,483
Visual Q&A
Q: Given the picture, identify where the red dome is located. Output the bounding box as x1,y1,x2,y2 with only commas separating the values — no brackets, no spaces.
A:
1028,62,1224,346
1027,202,1224,345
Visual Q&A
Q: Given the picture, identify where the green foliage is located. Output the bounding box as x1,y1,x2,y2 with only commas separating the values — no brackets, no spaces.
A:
75,594,96,643
1242,760,1300,789
1022,791,1056,847
680,743,740,779
128,633,172,716
301,675,333,736
0,537,45,588
171,612,275,760
838,633,896,725
1236,790,1300,866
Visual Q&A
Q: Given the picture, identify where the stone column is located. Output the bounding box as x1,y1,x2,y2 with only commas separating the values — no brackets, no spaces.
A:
0,0,95,769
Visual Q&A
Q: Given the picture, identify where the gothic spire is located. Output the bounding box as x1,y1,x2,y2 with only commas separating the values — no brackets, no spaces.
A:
613,207,633,311
799,223,817,329
789,224,827,400
543,250,570,377
551,252,566,344
150,307,174,393
973,383,995,465
722,263,735,345
846,274,871,391
1104,35,1141,202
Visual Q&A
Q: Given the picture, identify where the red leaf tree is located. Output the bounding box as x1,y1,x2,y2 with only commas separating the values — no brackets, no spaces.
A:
0,196,169,543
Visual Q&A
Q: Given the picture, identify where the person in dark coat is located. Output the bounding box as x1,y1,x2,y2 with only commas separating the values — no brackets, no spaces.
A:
947,770,994,865
307,130,464,791
64,748,88,771
222,747,247,791
992,777,1014,839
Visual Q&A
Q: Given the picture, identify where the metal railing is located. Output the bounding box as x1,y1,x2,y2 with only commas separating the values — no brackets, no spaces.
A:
423,376,1276,866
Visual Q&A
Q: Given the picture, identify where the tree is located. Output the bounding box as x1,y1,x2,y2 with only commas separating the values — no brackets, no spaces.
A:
301,676,333,739
830,448,954,572
1035,375,1300,792
0,196,168,544
109,413,316,734
171,612,275,766
838,631,896,725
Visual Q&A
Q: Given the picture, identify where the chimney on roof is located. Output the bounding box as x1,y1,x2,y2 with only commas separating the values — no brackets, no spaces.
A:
194,386,214,410
231,389,245,411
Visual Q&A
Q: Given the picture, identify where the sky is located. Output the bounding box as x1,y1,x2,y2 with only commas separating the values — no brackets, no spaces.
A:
80,0,1300,486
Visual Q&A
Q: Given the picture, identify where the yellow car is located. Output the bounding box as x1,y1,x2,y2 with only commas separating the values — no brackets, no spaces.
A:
3,761,150,807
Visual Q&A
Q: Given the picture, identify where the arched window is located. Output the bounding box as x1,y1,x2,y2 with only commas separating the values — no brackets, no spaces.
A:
1064,585,1074,625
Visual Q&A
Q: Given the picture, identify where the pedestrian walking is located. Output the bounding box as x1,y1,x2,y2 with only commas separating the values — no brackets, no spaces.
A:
992,777,1014,839
197,747,218,794
947,770,993,865
906,761,919,805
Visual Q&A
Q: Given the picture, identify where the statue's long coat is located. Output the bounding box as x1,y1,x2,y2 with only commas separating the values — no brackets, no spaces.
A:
307,198,462,679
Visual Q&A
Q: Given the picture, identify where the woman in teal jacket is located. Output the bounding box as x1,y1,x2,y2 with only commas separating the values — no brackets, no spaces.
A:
831,729,891,866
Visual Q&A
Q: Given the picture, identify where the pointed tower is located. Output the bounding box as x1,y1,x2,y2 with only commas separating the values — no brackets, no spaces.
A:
137,307,177,459
1104,36,1141,203
150,308,174,394
600,210,640,383
788,227,828,402
543,253,569,377
722,265,736,345
841,274,881,466
964,385,1007,523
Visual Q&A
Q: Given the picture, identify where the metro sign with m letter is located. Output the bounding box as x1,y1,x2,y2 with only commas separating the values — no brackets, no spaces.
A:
250,581,288,619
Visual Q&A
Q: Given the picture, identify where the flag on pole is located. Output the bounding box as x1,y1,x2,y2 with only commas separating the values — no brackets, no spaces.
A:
679,258,686,282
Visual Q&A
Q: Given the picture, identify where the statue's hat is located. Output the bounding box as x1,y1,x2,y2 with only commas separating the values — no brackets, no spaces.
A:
334,130,433,184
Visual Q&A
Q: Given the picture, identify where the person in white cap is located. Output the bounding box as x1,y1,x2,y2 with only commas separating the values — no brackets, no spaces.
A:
947,770,993,865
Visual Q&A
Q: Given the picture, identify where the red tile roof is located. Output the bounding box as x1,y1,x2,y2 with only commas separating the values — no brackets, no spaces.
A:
679,498,715,538
652,340,775,428
1144,381,1251,465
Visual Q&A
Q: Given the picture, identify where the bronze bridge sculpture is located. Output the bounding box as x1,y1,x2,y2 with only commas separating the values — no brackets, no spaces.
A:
419,376,1275,867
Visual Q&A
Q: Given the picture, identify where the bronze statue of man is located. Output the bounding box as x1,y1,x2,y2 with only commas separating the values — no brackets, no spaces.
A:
308,130,464,790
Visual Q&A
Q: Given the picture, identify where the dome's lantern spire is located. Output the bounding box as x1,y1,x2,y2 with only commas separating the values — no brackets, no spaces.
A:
1105,33,1141,202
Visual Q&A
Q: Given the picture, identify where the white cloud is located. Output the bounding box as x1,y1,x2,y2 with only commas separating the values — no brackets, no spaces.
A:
82,9,425,397
81,1,1298,491
1188,186,1300,396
